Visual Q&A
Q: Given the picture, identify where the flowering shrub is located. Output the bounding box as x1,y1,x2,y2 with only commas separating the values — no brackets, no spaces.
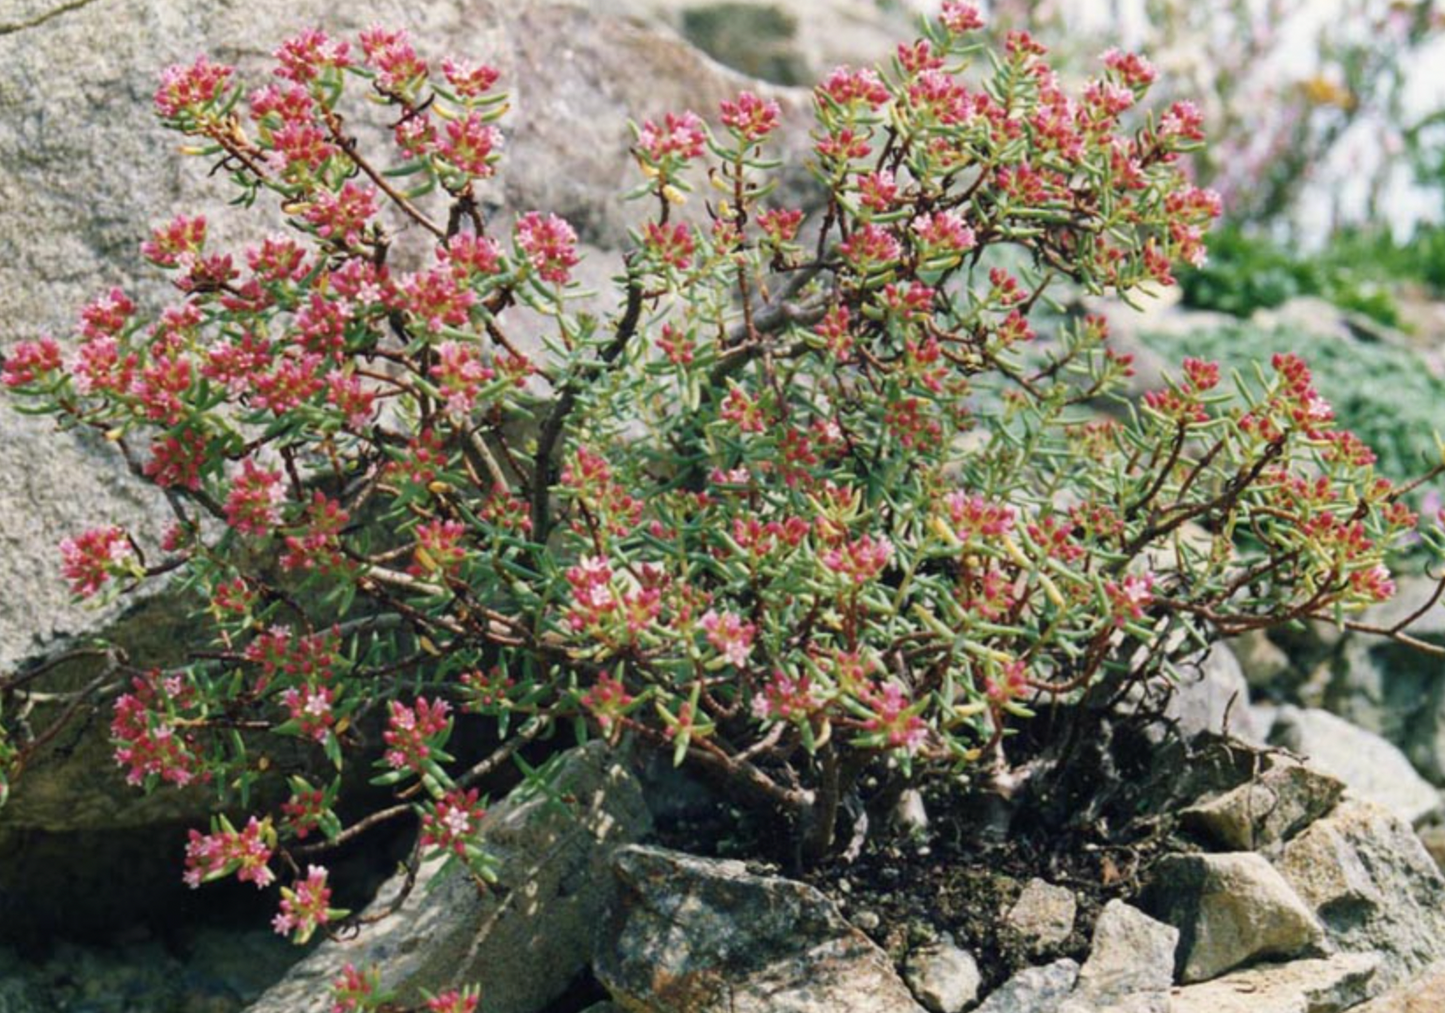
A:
4,4,1443,977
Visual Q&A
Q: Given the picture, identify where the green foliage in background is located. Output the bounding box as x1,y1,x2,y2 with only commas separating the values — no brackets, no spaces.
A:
1177,227,1408,327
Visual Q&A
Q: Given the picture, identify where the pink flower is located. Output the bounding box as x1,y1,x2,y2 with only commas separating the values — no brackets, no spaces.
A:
860,682,927,753
426,989,480,1013
818,67,890,110
642,221,695,270
984,660,1030,704
438,111,502,177
440,234,502,279
1103,48,1157,90
412,518,468,576
80,287,137,341
358,25,428,93
273,865,337,944
420,788,486,858
939,2,985,34
822,534,893,584
225,458,287,535
60,526,136,597
146,427,210,491
273,28,351,84
839,224,901,272
636,110,707,163
142,214,208,267
911,210,976,256
404,268,476,333
430,340,495,415
751,670,819,723
700,609,756,667
303,183,378,248
580,674,634,733
112,671,204,788
719,91,780,141
155,55,234,119
720,386,767,433
247,234,310,283
1350,564,1396,603
383,698,452,772
441,58,500,98
1104,572,1155,626
565,554,618,631
329,964,381,1013
944,493,1016,540
184,816,275,889
757,208,803,245
515,211,580,285
281,684,337,742
2,338,63,388
279,491,351,573
325,370,378,430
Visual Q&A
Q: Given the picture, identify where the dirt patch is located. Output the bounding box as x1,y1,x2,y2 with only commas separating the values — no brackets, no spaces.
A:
650,713,1265,991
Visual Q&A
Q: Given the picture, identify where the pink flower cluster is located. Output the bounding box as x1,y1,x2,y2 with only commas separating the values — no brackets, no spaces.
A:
580,673,634,734
225,458,288,535
859,682,927,753
821,534,893,584
111,671,204,788
2,337,63,388
514,211,580,285
273,864,335,942
59,526,136,598
430,340,494,414
700,609,756,667
419,787,486,858
719,91,780,141
184,815,275,889
383,697,452,772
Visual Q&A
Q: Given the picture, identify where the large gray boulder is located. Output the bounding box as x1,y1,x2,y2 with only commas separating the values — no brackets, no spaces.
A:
1179,754,1346,851
596,844,927,1013
0,0,818,675
1167,952,1381,1013
1272,795,1445,991
246,742,651,1013
1143,851,1323,983
1269,706,1441,825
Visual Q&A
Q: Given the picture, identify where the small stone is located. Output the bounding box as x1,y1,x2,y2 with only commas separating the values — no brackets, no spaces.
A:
1169,952,1380,1013
1269,706,1440,826
1005,879,1076,953
1180,756,1345,850
904,941,982,1013
1074,899,1178,1003
973,959,1078,1013
893,789,930,836
854,910,882,931
1143,852,1323,983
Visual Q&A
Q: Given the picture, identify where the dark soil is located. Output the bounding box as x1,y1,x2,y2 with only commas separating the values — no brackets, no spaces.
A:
649,708,1266,992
